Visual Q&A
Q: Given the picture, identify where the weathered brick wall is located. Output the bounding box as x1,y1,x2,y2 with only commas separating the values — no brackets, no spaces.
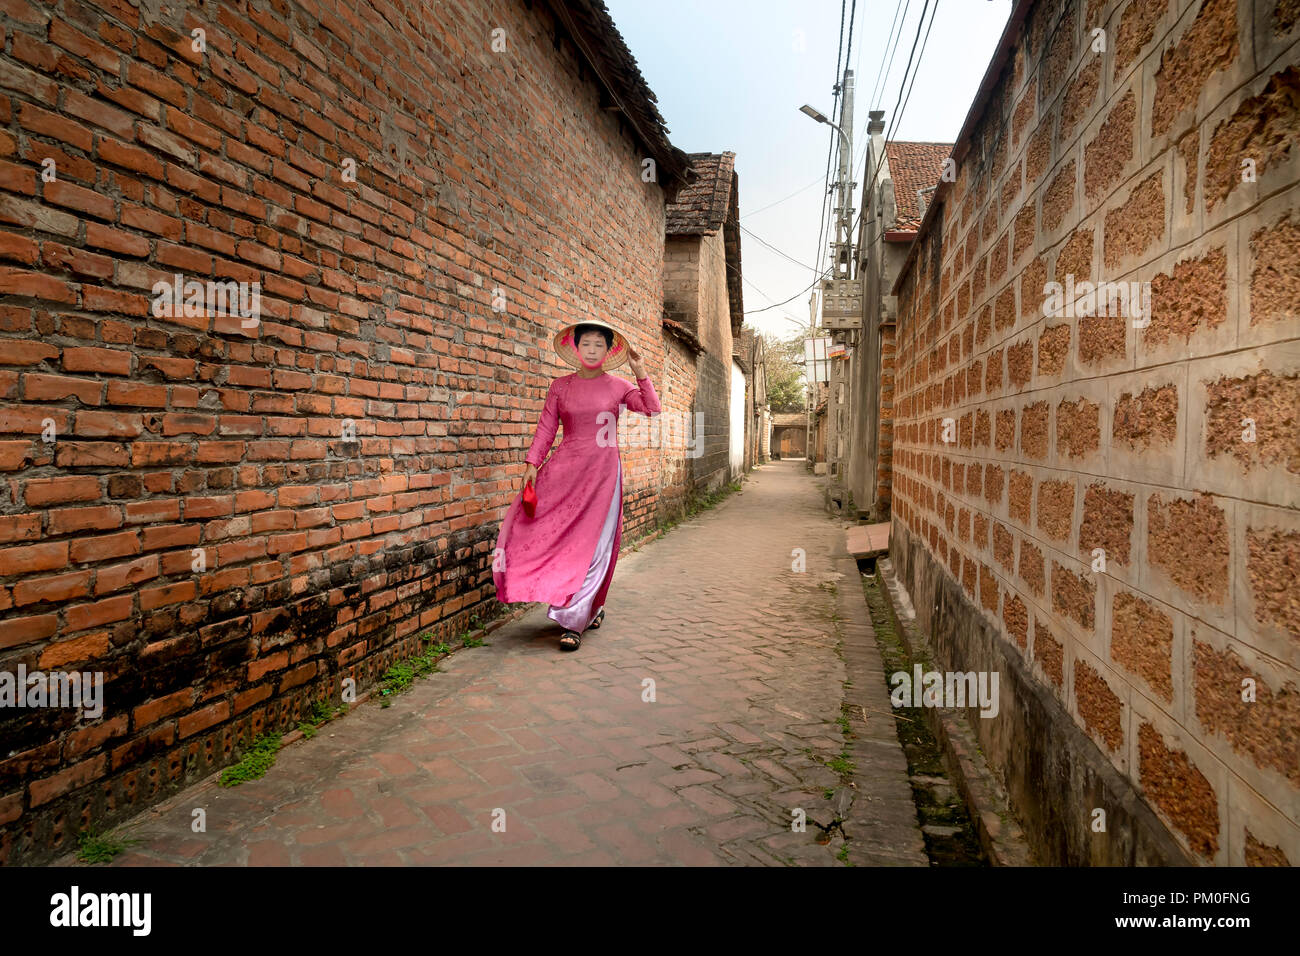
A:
654,332,697,519
890,0,1299,864
0,0,675,863
663,230,734,492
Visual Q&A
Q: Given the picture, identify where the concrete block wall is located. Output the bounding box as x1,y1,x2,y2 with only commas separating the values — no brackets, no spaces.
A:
890,0,1299,865
0,0,674,863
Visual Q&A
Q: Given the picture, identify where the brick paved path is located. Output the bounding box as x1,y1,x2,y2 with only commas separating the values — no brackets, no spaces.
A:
65,459,926,866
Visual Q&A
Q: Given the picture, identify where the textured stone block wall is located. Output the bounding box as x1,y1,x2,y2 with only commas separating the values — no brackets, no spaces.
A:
0,0,672,862
890,0,1299,864
876,322,895,514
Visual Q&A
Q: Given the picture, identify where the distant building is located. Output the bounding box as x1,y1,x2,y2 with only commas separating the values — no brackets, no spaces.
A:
662,151,752,500
770,411,808,459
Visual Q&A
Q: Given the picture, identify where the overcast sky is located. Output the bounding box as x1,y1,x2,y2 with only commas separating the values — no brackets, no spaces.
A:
605,0,1013,342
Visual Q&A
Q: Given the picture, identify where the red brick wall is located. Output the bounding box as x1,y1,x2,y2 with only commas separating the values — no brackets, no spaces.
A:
0,0,671,862
891,0,1299,864
654,332,698,518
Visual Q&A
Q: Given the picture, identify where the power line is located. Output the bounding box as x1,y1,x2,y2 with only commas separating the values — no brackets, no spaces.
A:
745,0,853,318
842,0,860,175
876,0,934,176
739,224,819,273
744,273,825,315
706,230,818,326
889,2,937,149
748,0,872,325
852,0,874,86
681,23,899,334
844,0,858,86
811,138,837,280
893,2,938,152
850,0,941,257
855,0,911,193
741,170,831,219
754,0,939,329
688,213,815,321
869,0,910,111
849,0,907,177
746,0,932,330
811,0,849,284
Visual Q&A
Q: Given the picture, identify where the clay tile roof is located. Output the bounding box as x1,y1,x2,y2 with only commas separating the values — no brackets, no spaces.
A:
732,325,758,373
541,0,693,193
772,412,806,427
732,326,754,356
664,150,744,335
665,152,736,235
885,141,954,232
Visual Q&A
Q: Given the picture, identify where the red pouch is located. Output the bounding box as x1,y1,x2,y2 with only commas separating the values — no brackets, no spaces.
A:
521,478,537,517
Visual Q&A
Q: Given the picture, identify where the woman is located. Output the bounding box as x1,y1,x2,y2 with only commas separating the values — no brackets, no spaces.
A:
492,319,661,651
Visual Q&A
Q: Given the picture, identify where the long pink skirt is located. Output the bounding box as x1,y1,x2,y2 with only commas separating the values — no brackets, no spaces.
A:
546,469,620,632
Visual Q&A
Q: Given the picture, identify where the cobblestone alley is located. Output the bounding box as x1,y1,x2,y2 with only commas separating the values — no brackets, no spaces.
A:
59,459,926,866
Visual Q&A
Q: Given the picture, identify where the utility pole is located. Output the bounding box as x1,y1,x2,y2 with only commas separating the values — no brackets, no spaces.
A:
807,289,818,465
830,69,856,283
800,69,860,483
824,69,858,485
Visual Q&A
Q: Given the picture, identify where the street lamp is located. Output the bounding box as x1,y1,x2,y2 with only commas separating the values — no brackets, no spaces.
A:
799,104,849,151
801,100,855,285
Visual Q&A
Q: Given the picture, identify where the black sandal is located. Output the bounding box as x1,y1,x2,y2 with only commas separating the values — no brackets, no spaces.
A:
589,608,605,629
559,631,581,651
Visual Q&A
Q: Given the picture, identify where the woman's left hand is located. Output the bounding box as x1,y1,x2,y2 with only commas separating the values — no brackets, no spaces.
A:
627,342,643,376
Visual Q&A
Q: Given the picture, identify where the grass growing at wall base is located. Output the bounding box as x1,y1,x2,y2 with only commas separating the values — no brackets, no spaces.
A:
211,623,486,794
220,732,283,786
297,698,346,739
377,626,485,707
77,826,140,863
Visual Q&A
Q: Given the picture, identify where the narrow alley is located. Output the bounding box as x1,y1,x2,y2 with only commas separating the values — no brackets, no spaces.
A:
57,460,927,867
2,0,1292,917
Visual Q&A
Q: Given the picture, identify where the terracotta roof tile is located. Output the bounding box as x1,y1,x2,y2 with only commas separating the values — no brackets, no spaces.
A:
884,141,953,232
543,0,693,192
664,150,744,334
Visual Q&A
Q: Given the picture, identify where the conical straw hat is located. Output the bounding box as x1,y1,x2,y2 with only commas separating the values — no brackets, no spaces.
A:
552,318,631,372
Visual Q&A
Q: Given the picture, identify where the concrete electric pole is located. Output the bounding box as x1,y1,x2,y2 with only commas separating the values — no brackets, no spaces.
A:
800,69,861,484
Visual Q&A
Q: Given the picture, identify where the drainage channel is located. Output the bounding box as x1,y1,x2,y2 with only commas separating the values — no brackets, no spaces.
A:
857,558,988,866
